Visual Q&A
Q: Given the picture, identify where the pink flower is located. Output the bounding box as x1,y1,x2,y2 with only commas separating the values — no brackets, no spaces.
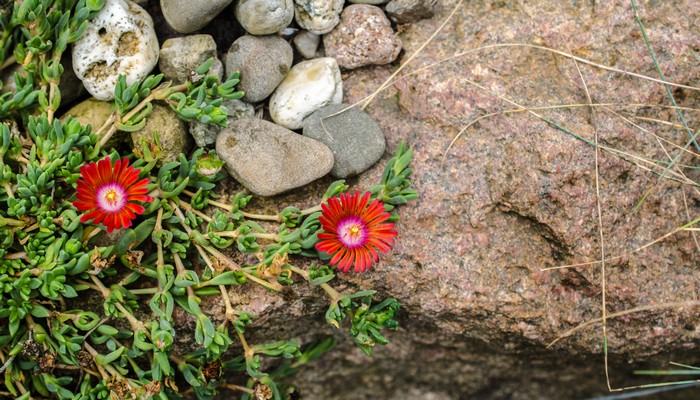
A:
73,157,153,232
316,191,397,273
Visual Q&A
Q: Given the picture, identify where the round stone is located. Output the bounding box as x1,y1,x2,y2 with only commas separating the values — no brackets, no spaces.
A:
269,57,343,130
225,35,293,103
323,4,402,70
235,0,294,35
72,0,159,101
303,104,386,178
160,0,234,33
216,118,334,196
159,35,219,84
293,0,344,35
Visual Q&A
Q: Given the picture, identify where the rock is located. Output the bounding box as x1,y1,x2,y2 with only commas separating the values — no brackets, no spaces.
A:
323,5,402,70
293,0,344,35
285,1,700,398
61,98,113,131
159,35,220,84
302,103,385,178
293,31,321,59
235,0,294,35
189,99,255,147
60,98,120,147
160,0,234,33
385,0,436,24
348,0,388,4
216,118,333,196
72,0,159,101
225,35,293,103
131,104,191,165
269,57,342,130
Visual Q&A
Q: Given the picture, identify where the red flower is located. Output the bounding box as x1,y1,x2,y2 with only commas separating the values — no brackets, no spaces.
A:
316,191,398,273
73,157,153,233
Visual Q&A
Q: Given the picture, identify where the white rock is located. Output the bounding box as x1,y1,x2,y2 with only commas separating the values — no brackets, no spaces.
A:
269,57,342,130
293,0,344,35
235,0,295,35
72,0,158,101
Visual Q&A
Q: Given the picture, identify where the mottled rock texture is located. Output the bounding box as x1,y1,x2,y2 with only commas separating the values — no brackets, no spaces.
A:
193,1,700,399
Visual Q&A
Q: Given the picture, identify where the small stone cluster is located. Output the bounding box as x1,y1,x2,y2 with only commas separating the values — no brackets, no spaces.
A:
59,0,435,196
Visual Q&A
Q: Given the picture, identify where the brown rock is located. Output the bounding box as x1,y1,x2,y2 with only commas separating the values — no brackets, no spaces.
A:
131,103,191,165
323,5,402,69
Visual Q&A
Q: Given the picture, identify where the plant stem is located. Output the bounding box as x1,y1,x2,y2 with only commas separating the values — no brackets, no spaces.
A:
288,265,341,302
181,189,322,219
237,331,254,360
170,200,281,291
221,383,255,394
179,200,212,222
89,275,144,333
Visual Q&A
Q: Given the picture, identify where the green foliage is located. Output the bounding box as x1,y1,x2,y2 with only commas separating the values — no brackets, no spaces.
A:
0,2,418,399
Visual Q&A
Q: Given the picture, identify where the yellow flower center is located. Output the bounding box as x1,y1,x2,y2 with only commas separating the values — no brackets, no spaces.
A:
348,225,361,236
105,189,118,203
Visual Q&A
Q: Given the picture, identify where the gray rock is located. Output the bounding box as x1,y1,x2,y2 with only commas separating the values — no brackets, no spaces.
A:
160,0,233,33
303,103,385,178
72,0,159,100
216,118,333,196
269,57,342,130
385,0,436,24
159,35,219,84
131,104,191,165
323,4,402,70
225,35,293,103
235,0,294,35
293,30,320,59
189,99,255,147
348,0,388,4
293,0,344,35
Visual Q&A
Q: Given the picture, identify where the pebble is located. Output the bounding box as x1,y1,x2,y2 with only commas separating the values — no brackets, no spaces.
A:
216,118,334,196
160,0,233,33
61,98,119,147
303,104,386,178
131,104,191,165
293,31,320,59
225,35,293,103
235,0,294,35
159,35,219,84
385,0,436,24
348,0,388,4
294,0,344,35
72,0,158,101
189,99,255,147
323,4,402,70
269,57,342,130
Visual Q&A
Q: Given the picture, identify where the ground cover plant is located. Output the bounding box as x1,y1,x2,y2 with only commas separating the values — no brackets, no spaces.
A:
0,1,417,399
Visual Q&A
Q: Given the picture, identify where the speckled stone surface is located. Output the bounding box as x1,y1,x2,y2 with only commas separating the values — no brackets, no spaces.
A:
323,4,402,69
